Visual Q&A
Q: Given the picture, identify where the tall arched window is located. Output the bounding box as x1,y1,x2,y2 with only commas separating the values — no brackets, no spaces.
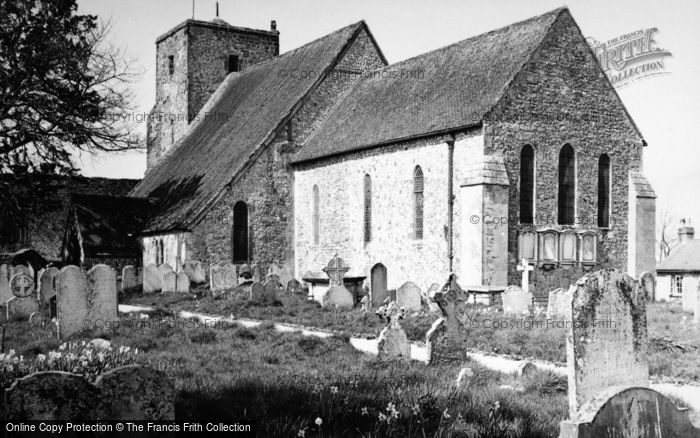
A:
312,185,320,245
156,239,164,265
414,166,424,239
558,144,576,225
232,201,249,263
598,154,611,228
363,175,372,243
519,145,535,224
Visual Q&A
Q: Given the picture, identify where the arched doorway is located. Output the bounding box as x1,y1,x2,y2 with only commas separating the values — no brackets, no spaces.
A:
232,201,249,263
370,263,388,308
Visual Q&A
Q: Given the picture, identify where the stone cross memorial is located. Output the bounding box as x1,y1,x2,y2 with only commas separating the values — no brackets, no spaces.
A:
376,302,410,360
516,258,534,294
320,255,354,309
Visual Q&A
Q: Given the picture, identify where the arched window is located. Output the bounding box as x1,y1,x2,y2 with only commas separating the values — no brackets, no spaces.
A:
232,201,249,263
558,144,576,225
414,166,424,239
312,185,320,245
519,145,535,224
598,154,611,228
363,175,372,243
156,239,164,265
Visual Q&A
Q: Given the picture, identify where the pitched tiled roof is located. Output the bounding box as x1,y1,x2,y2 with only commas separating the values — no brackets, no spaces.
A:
0,174,139,261
657,239,700,272
70,195,152,257
293,8,565,163
131,22,367,232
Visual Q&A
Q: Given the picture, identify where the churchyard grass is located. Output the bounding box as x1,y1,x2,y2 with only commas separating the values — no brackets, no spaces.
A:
123,290,700,382
1,313,567,437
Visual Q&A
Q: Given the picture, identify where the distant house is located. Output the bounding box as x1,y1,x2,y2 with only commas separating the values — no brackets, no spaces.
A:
0,173,140,264
656,219,700,312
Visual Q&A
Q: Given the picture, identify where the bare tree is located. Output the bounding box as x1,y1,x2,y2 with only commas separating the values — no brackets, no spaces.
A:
0,0,142,174
657,209,678,262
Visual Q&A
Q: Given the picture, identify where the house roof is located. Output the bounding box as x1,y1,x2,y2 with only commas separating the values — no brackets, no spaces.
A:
0,174,139,261
656,239,700,273
130,21,369,233
292,8,565,164
69,195,152,257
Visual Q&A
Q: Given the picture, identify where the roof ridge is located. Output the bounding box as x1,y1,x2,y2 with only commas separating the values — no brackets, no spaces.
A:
362,7,565,74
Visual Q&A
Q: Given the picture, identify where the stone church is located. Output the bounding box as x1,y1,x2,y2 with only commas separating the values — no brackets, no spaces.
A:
130,7,656,298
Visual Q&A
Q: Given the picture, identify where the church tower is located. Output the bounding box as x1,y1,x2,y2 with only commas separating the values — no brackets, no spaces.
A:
146,13,279,170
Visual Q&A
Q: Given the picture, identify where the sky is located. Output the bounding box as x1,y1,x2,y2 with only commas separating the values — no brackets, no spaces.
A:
75,0,700,227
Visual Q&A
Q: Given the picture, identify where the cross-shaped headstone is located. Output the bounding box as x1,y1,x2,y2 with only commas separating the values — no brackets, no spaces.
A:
322,254,349,286
10,273,35,299
517,258,534,294
376,301,405,327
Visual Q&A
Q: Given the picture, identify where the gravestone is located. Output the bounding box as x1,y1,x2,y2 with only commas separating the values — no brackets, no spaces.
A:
639,271,656,302
5,365,175,421
249,282,264,302
11,264,34,283
121,266,140,293
261,280,278,304
502,285,532,314
157,264,174,288
516,258,534,294
321,285,354,310
318,255,354,309
251,264,262,283
176,272,190,293
565,269,648,417
423,283,441,313
265,273,282,288
143,264,161,293
397,281,422,312
559,387,700,438
278,265,293,290
87,265,118,324
426,274,471,364
0,264,12,304
182,260,206,284
162,271,177,293
376,302,410,360
286,278,303,294
6,296,39,320
210,263,237,292
546,287,573,320
56,266,89,338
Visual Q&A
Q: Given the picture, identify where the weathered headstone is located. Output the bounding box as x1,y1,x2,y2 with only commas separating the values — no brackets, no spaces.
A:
5,365,175,421
426,274,470,364
261,280,278,304
143,263,161,293
546,287,573,320
57,266,89,338
210,263,237,292
162,271,177,293
251,264,262,283
176,272,190,293
565,269,648,417
423,283,441,313
502,285,533,314
278,265,293,290
560,387,700,438
121,265,140,292
286,278,303,294
6,296,40,320
639,271,656,302
0,264,12,304
376,302,410,360
87,265,118,324
157,264,174,289
249,281,264,302
182,260,206,284
320,285,354,310
397,281,422,312
265,273,281,287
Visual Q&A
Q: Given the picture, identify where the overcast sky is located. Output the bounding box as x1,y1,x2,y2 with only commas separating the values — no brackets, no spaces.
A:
75,0,699,227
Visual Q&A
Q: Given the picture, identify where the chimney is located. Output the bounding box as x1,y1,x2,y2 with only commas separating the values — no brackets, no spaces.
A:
271,20,277,31
678,218,695,243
